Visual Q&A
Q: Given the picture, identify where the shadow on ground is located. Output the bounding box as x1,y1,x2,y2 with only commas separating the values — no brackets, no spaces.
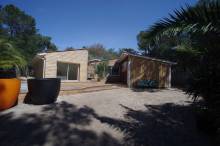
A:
0,101,211,146
0,101,121,146
131,88,162,93
94,103,211,146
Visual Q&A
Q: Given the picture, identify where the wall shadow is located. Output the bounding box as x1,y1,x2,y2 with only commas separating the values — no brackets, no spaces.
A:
0,101,122,146
94,103,212,146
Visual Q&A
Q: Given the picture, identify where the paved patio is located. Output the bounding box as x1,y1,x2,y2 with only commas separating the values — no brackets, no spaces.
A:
0,88,211,146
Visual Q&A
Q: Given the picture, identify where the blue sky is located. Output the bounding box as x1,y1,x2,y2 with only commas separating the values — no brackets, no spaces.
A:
1,0,197,50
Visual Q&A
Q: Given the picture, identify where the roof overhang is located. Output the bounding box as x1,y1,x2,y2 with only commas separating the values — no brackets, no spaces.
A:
118,52,177,65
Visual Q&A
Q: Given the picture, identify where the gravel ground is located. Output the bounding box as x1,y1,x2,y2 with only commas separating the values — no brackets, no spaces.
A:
0,88,211,146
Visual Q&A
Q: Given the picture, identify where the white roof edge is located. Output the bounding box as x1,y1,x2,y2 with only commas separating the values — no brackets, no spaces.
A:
89,59,102,62
36,49,88,56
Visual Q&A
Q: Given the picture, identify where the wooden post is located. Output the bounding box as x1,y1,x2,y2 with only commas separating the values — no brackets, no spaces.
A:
67,64,69,80
168,65,171,88
78,65,80,81
127,59,131,88
43,58,46,78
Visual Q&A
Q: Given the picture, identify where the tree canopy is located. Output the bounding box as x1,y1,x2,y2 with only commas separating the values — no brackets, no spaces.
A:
0,4,57,63
198,0,220,5
118,48,140,55
85,43,119,60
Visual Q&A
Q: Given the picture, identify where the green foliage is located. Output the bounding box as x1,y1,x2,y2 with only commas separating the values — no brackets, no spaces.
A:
0,39,26,69
1,5,36,37
0,4,57,63
118,48,139,55
144,1,220,100
198,0,220,5
137,31,153,54
144,2,220,43
139,1,220,136
65,47,76,51
174,44,200,70
14,34,57,61
86,43,119,60
95,62,108,79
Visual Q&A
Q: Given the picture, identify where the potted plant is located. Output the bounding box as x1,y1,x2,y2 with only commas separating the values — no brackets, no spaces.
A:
0,39,26,111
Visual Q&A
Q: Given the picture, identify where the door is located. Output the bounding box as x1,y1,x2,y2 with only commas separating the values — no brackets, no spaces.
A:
68,64,79,80
57,62,79,80
57,62,68,80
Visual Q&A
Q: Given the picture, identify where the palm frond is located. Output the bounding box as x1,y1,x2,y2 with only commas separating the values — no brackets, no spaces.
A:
146,1,220,42
0,39,26,69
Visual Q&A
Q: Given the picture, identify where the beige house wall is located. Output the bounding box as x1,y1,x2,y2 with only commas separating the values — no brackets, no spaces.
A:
33,50,88,82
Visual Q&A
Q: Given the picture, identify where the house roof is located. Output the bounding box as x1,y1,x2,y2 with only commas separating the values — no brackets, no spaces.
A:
119,52,176,65
32,49,88,63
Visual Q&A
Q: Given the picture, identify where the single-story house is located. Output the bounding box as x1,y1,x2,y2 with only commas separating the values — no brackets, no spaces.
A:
32,49,88,81
107,52,176,88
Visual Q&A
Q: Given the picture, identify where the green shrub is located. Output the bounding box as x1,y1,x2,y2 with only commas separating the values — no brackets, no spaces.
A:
0,39,26,77
95,62,108,80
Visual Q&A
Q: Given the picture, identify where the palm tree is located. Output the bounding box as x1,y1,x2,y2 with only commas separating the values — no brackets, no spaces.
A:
143,1,220,137
0,39,26,77
144,2,220,105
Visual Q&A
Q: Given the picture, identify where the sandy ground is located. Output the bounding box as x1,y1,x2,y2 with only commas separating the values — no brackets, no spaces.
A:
0,88,211,146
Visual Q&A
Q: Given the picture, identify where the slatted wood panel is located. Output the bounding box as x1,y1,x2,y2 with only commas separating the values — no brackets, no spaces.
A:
129,56,170,88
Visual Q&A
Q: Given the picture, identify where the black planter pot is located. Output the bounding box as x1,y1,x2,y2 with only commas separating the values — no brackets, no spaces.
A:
0,68,16,78
24,78,61,105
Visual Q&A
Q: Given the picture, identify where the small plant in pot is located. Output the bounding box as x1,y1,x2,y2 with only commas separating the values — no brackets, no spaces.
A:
0,39,26,111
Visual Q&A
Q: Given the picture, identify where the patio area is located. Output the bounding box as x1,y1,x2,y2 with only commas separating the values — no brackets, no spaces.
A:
0,88,211,146
20,81,114,93
19,81,119,101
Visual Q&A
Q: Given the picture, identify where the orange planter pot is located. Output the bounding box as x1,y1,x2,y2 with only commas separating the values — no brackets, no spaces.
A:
0,78,21,111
